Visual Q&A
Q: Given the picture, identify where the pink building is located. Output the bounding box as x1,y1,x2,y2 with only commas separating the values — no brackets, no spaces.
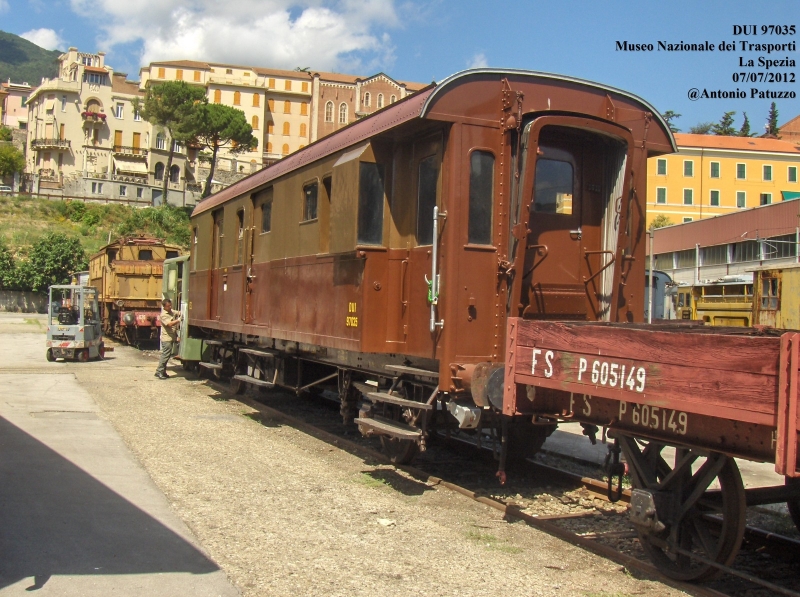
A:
1,80,33,130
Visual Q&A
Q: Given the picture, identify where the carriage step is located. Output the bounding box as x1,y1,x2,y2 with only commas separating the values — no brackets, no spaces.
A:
232,374,274,388
203,340,224,346
385,364,439,380
355,415,422,440
198,361,223,370
352,381,378,396
367,391,433,410
239,347,279,358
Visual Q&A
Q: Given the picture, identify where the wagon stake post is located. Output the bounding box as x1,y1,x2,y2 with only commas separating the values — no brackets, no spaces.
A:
604,438,625,502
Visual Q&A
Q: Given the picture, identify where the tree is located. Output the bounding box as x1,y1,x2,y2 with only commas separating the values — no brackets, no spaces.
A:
661,110,681,133
189,104,257,198
738,112,753,137
134,82,207,201
689,122,714,135
712,111,737,136
0,126,12,142
0,144,25,178
649,214,673,230
0,240,15,290
766,102,780,136
17,233,86,292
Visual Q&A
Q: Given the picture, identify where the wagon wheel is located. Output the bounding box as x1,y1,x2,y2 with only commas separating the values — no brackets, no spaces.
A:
787,477,800,533
378,396,423,465
507,417,557,463
618,437,746,582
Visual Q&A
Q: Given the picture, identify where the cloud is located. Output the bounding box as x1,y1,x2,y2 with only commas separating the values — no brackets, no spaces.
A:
69,0,402,73
20,28,66,50
0,0,8,13
467,52,488,69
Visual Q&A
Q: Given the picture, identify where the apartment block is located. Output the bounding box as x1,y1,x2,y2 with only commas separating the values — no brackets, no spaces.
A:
647,133,800,227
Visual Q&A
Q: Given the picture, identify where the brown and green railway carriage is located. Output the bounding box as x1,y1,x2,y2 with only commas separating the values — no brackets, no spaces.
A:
188,68,675,461
89,236,183,345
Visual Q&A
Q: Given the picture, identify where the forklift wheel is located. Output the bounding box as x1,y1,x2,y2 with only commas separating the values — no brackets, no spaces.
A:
46,348,55,362
98,342,105,360
77,349,90,363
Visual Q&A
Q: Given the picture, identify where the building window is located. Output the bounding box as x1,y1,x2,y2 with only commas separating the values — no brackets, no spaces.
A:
156,134,166,150
299,123,306,137
789,166,798,183
20,96,26,107
364,92,371,107
732,239,760,262
325,101,333,122
253,93,260,107
701,244,728,265
736,163,746,179
60,95,66,112
303,182,318,221
285,80,291,91
267,142,272,153
133,108,141,121
675,249,696,268
683,160,693,177
284,100,291,114
114,102,124,119
226,68,233,75
169,165,180,183
91,182,103,194
764,234,797,259
268,78,275,89
267,121,274,134
300,103,308,116
656,158,667,175
656,187,667,204
683,217,693,223
268,98,274,112
158,67,165,78
233,91,241,105
136,187,143,199
251,115,258,130
390,95,396,104
710,161,720,178
176,69,183,80
710,190,720,206
339,103,347,124
85,72,104,85
683,188,693,205
194,70,201,82
763,164,772,181
281,143,289,156
468,151,495,245
82,56,93,66
261,200,272,233
214,89,221,103
377,93,384,109
119,185,127,197
760,193,772,206
154,162,165,180
736,191,746,208
282,122,290,135
358,163,385,245
653,253,673,270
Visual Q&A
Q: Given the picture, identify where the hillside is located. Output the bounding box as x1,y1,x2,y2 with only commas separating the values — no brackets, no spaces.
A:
0,30,60,85
0,195,191,258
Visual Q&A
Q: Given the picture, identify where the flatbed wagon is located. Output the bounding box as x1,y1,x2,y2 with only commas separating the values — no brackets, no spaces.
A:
502,317,800,581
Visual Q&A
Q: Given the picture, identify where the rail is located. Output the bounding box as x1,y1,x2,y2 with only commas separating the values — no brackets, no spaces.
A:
31,138,71,149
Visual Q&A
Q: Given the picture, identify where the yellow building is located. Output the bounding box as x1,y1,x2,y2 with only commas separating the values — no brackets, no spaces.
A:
646,133,800,227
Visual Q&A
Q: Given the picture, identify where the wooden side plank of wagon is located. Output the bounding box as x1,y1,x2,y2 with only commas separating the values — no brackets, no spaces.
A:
502,317,800,477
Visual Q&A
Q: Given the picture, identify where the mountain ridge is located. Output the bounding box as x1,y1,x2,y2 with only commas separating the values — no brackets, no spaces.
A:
0,30,61,85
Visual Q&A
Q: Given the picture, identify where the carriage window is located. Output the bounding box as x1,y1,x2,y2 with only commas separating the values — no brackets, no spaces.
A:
416,155,439,245
166,250,179,259
468,151,494,245
303,182,318,221
533,159,573,215
215,213,224,268
261,200,272,233
761,278,779,310
236,209,245,264
358,163,385,245
191,227,197,270
138,249,153,260
107,249,116,263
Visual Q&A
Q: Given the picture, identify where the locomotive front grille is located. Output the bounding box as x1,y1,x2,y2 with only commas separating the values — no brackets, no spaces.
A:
50,334,75,341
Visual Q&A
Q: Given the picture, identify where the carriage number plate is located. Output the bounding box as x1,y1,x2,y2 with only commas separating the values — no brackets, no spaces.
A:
620,401,688,435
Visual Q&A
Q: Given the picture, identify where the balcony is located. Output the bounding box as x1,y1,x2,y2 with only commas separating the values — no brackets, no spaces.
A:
81,111,107,124
31,138,71,150
113,145,148,157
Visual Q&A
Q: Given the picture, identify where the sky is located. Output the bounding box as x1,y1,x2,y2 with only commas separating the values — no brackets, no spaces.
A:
1,0,798,133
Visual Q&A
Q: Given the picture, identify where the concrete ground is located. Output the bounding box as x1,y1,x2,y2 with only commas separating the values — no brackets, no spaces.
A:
0,313,689,597
0,313,239,596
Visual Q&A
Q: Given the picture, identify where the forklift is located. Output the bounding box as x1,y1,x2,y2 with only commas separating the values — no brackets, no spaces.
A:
46,285,105,362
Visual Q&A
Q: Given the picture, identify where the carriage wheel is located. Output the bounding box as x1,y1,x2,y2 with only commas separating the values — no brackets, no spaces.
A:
787,477,800,533
618,437,746,582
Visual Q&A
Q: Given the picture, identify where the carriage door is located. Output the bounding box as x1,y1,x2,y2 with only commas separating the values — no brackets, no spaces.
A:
522,124,604,320
209,209,224,320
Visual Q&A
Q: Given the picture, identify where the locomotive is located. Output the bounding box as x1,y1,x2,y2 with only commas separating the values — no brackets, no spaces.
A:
89,235,183,345
180,68,674,463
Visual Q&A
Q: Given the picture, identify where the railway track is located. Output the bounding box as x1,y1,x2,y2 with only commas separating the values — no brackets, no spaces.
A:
203,379,800,597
